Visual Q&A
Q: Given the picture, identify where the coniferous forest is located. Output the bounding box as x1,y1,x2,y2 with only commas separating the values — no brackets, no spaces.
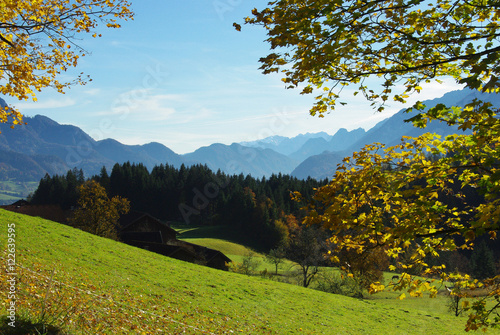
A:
30,163,329,251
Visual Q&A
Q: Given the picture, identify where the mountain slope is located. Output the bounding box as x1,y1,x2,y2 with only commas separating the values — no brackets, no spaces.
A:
0,149,69,180
0,209,470,334
0,115,112,176
289,128,366,162
141,141,184,168
0,112,298,182
241,132,332,156
1,88,497,183
292,89,500,179
0,114,186,181
346,89,500,152
292,151,349,180
183,142,299,177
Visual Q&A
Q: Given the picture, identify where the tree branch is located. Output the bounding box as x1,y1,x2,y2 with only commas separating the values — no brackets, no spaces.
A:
0,33,14,47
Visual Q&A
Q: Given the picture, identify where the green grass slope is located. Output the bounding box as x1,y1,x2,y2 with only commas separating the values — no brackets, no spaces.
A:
0,209,480,334
172,224,289,272
172,223,266,252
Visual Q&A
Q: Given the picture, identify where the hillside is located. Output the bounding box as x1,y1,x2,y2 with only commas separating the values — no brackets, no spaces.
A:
0,209,474,334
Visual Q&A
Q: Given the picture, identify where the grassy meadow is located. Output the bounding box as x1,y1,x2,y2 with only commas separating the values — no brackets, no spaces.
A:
0,209,495,334
174,224,493,316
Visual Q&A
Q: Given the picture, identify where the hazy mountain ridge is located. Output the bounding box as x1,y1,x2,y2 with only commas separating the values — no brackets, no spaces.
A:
1,88,497,183
288,128,366,162
0,114,303,180
241,132,333,156
183,143,299,177
292,88,500,179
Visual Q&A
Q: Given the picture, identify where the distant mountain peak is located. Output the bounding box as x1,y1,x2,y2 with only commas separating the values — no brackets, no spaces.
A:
33,114,58,122
292,88,500,179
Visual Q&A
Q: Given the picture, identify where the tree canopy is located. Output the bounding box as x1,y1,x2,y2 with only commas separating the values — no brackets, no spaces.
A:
243,0,500,116
70,180,129,240
244,0,500,331
0,0,133,127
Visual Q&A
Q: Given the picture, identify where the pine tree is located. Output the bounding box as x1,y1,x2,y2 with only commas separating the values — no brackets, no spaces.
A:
470,241,496,280
98,166,110,192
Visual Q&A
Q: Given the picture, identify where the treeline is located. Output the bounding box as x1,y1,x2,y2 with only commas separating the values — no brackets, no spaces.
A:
31,163,329,250
31,168,85,209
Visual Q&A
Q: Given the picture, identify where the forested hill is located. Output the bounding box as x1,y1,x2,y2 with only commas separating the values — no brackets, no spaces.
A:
30,163,328,251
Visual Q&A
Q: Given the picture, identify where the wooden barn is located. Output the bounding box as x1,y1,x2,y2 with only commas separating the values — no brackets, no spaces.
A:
118,211,231,270
118,211,178,245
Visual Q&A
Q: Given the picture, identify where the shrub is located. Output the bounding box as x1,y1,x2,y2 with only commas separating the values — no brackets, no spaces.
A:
315,271,364,299
228,251,261,276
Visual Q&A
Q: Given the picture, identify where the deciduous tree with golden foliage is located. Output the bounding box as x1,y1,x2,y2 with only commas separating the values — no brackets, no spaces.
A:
71,180,129,240
0,0,133,127
243,0,500,331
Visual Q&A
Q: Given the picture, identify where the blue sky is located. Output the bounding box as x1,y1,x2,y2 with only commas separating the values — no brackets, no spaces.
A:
14,1,462,154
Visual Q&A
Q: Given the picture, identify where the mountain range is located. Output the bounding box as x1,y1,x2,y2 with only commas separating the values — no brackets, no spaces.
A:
0,88,499,185
291,88,500,179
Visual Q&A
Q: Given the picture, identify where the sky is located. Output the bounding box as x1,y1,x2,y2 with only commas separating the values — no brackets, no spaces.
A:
13,1,463,154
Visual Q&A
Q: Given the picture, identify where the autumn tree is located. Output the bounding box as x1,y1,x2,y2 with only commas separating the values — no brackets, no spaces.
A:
335,243,390,290
71,180,129,240
243,0,500,330
0,0,133,127
241,0,500,116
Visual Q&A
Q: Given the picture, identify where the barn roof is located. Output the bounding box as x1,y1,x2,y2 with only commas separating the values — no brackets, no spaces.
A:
118,211,177,235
